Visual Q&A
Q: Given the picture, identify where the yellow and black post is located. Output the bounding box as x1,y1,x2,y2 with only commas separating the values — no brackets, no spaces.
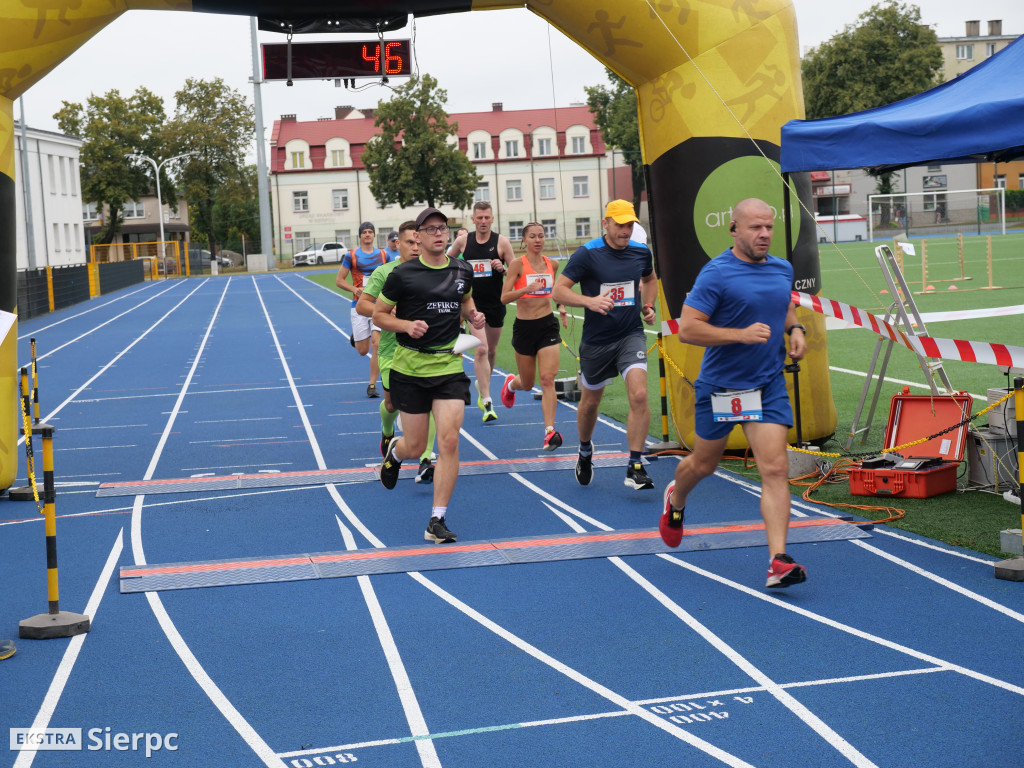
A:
30,336,39,423
995,376,1024,581
646,332,680,454
18,424,90,639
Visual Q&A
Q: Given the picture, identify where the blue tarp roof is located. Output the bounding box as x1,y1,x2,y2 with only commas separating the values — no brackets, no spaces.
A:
781,35,1024,173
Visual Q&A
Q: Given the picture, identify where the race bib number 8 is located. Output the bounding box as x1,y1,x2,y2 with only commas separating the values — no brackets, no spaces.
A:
469,259,492,278
600,280,634,307
711,388,763,423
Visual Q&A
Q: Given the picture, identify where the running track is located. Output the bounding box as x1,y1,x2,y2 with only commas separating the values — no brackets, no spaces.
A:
2,273,1023,768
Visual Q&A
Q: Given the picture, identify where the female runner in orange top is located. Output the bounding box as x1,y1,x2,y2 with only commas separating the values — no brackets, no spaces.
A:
499,222,569,450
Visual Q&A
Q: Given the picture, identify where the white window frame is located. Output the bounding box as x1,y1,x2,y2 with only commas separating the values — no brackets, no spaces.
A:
571,136,586,154
330,148,346,167
332,188,349,211
472,141,487,160
293,191,309,212
475,182,490,203
956,44,974,60
536,137,552,156
572,176,589,198
506,179,523,202
542,219,557,238
575,217,591,238
505,140,520,158
123,200,145,219
508,221,524,241
82,202,99,221
539,177,556,200
294,231,311,251
290,151,306,169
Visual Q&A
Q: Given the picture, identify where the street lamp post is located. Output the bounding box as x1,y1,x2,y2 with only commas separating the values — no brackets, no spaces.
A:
125,151,197,261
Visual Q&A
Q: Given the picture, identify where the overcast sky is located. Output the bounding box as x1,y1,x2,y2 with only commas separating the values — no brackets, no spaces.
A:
16,0,1022,139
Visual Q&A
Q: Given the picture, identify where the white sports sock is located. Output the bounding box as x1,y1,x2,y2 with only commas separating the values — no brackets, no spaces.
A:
432,506,447,519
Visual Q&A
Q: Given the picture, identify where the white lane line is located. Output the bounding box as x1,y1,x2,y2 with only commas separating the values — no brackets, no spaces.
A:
13,530,123,768
259,278,441,768
18,280,184,367
129,277,287,768
656,554,1024,698
17,279,208,447
869,527,996,565
408,570,757,767
827,365,985,400
848,539,1024,623
16,282,158,340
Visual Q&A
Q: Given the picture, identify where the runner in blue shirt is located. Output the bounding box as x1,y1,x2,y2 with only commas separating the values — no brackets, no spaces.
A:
553,199,658,491
659,197,809,590
336,221,389,397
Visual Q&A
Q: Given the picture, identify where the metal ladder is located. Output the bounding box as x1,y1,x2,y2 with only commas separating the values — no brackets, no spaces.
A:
845,245,956,449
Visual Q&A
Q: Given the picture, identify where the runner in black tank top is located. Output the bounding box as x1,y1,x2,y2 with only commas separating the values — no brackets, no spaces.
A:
447,201,515,422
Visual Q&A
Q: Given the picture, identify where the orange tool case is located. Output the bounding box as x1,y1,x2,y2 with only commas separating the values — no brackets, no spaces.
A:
848,389,973,499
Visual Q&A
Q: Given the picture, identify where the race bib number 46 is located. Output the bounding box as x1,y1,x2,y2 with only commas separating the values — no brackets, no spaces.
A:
711,388,763,423
469,259,492,278
600,280,634,307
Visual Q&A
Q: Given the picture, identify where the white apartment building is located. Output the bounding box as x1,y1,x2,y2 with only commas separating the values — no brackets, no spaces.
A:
13,122,85,269
269,102,634,257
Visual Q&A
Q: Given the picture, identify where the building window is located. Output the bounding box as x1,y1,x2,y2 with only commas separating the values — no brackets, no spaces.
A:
335,230,351,246
472,141,487,159
47,155,55,193
576,217,591,238
82,202,99,221
290,151,305,169
536,137,552,156
73,223,81,251
332,188,349,210
539,178,556,200
506,179,523,202
59,156,68,195
572,176,589,198
294,231,311,251
505,140,520,158
293,191,309,212
123,201,145,219
1018,173,1024,188
508,221,524,241
995,175,1006,189
571,136,586,154
475,182,490,203
331,149,345,167
986,43,997,57
956,44,973,60
53,223,61,251
542,219,557,238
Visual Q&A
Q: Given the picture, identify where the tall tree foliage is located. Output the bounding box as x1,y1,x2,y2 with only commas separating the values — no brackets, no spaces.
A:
362,73,478,210
584,70,644,211
55,88,168,243
165,77,255,250
212,164,261,253
801,2,943,198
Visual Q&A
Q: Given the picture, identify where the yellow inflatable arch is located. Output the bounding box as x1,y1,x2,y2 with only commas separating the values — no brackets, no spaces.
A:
0,0,835,488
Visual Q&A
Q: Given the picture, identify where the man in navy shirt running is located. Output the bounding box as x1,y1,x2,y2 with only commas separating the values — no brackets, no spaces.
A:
553,200,658,491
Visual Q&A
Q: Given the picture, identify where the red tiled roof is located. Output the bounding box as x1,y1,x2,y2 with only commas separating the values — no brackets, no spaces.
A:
271,105,602,172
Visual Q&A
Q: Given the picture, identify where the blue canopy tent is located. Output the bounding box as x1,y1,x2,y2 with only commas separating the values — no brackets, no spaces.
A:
780,34,1024,174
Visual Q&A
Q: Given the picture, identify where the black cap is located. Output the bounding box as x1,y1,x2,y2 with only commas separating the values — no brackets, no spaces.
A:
359,221,375,234
387,231,399,241
414,207,447,229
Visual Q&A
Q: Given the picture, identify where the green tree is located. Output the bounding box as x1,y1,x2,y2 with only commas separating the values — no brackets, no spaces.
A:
212,164,261,253
164,78,255,250
585,69,644,211
54,87,169,244
362,73,478,210
801,2,943,205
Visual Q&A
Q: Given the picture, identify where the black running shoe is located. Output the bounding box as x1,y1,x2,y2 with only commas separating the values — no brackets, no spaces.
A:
380,440,402,489
415,458,434,484
380,432,394,458
575,451,593,486
625,461,655,490
425,516,457,543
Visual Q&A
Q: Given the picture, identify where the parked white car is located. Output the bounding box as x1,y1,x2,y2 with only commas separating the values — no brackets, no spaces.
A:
292,242,347,267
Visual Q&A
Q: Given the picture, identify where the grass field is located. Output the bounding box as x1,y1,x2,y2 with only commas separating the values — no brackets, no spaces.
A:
301,231,1024,557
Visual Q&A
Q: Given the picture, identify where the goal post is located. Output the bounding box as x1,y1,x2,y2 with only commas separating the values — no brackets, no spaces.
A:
868,187,1006,242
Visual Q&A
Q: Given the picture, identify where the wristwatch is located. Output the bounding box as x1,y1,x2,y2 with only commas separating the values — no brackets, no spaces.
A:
786,323,806,335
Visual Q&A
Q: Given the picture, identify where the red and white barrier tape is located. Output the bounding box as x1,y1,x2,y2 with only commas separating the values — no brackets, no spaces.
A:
659,291,1024,368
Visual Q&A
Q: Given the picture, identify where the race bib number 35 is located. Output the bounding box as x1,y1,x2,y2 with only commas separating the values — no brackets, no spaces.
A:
600,280,634,307
711,388,763,423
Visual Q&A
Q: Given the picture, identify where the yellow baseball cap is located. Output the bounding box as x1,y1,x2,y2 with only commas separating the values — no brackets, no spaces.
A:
604,199,640,224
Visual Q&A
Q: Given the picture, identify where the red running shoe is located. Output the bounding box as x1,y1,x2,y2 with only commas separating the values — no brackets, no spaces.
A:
500,374,516,408
659,481,684,547
766,554,807,588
